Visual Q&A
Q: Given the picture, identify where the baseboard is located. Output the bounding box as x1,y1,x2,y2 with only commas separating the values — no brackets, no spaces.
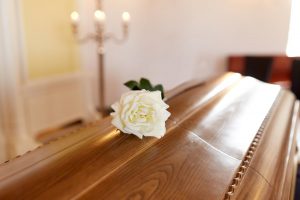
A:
23,72,94,136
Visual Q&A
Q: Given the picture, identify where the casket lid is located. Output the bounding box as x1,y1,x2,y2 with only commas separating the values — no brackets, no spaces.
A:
0,73,298,200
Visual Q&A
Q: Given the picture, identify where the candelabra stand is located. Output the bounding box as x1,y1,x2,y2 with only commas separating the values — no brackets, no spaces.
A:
70,5,130,117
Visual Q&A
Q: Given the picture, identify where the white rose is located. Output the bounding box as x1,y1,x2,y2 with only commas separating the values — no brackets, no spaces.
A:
111,90,171,139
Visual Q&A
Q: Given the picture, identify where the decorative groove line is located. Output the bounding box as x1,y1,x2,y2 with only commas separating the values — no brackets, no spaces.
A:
223,91,282,200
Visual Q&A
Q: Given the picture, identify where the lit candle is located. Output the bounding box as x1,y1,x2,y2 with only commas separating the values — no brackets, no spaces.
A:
70,11,79,25
122,12,130,26
94,10,106,27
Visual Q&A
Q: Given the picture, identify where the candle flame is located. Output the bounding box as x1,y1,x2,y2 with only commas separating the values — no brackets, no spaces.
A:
94,10,106,22
70,11,79,22
122,12,130,23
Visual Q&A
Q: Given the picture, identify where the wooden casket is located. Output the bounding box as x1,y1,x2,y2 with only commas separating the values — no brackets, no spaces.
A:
0,73,298,200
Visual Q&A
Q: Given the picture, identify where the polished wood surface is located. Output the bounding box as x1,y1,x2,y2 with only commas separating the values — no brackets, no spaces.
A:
0,73,298,200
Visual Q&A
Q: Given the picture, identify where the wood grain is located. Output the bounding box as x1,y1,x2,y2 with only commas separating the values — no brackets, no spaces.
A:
229,168,274,200
0,73,297,200
78,127,240,200
249,92,299,200
177,77,280,160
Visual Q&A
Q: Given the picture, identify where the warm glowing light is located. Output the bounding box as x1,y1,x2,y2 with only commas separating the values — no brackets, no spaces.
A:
122,12,130,25
70,11,79,24
286,0,300,57
94,10,106,26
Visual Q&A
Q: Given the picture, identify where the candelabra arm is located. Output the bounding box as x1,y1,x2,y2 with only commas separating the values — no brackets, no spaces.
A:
75,33,99,43
104,30,128,44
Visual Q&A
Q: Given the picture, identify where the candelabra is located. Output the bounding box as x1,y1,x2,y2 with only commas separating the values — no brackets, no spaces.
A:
70,3,130,117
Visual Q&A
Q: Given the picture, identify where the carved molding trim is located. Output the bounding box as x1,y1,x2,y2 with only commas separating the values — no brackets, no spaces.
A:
0,120,103,166
223,91,282,200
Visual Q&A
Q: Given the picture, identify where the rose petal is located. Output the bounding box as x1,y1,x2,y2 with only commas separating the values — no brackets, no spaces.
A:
111,90,171,139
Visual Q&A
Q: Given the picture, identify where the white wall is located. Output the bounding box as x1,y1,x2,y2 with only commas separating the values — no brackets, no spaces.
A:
80,0,291,107
0,1,95,161
286,0,300,57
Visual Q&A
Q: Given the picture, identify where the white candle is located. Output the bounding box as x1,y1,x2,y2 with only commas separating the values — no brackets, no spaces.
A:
70,11,79,25
94,10,106,27
122,12,130,25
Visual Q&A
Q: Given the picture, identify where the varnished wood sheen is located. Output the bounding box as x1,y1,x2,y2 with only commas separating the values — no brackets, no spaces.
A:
0,73,298,200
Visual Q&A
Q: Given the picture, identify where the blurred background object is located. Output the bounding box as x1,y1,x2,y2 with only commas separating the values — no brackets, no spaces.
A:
227,55,300,98
291,59,300,99
70,1,130,117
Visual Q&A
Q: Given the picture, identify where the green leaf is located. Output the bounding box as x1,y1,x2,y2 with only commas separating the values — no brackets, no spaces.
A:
124,80,139,90
131,86,140,90
139,78,152,91
154,84,164,99
124,78,165,99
